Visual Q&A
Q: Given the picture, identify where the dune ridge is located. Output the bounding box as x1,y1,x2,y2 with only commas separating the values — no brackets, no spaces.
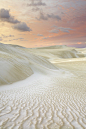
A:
0,43,86,129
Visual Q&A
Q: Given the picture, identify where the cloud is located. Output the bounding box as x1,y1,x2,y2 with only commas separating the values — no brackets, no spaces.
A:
9,35,14,37
27,0,46,6
0,9,32,32
13,22,32,32
13,38,24,40
0,8,10,18
47,14,61,20
9,38,28,42
12,39,18,40
50,26,72,33
19,38,24,40
43,37,48,39
37,12,48,20
37,34,43,36
0,8,20,24
2,34,14,38
50,29,59,33
36,12,61,21
32,7,40,12
59,27,73,33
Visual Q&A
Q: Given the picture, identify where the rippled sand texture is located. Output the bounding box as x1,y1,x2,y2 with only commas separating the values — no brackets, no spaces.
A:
0,43,86,129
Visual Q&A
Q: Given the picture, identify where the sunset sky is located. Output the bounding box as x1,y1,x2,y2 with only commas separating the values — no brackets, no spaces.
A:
0,0,86,48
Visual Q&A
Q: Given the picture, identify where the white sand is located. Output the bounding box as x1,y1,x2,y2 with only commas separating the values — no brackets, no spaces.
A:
0,43,86,129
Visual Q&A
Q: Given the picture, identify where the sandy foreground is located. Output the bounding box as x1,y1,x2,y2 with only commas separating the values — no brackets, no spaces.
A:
0,43,86,129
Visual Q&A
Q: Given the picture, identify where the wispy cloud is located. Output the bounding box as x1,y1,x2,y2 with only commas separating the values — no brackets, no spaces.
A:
1,34,14,38
37,34,43,36
27,0,46,6
50,26,73,33
50,29,59,33
36,11,61,21
42,37,48,39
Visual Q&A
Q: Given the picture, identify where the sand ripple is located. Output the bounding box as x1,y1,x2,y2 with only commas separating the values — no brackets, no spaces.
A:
0,74,86,129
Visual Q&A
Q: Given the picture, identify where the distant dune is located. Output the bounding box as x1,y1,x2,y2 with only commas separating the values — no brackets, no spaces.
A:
35,45,67,49
0,43,86,129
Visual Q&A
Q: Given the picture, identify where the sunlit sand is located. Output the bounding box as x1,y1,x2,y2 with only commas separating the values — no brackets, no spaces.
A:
0,43,86,129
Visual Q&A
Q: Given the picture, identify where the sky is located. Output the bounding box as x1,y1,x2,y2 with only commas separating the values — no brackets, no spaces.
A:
0,0,86,48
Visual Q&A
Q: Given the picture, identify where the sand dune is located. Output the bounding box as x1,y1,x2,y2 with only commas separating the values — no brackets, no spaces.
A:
0,43,86,129
28,46,86,61
0,43,58,85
